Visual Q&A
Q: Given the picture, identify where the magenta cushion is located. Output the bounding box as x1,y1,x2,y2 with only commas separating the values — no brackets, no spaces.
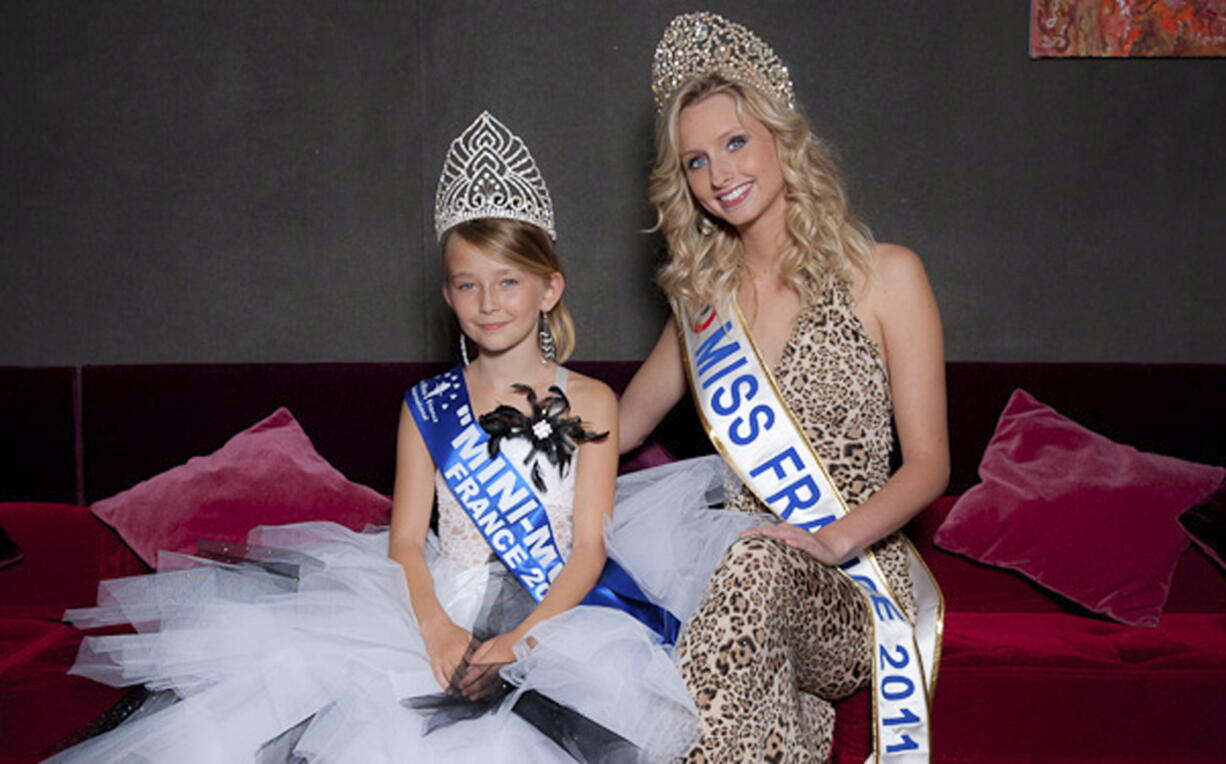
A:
935,389,1225,627
92,408,391,566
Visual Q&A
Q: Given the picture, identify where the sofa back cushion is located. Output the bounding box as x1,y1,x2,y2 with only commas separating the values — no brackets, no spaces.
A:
945,363,1226,495
0,367,78,504
79,361,706,503
80,363,447,502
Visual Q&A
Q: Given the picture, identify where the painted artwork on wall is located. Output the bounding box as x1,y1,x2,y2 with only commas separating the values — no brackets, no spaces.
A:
1032,0,1226,57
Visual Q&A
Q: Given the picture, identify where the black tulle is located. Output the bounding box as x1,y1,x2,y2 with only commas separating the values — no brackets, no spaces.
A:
478,384,608,492
403,567,641,763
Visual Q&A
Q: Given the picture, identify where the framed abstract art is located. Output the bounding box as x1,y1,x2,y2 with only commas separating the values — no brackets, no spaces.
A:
1032,0,1226,57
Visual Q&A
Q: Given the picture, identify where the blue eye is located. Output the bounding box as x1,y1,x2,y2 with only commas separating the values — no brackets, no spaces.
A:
455,281,475,291
728,135,747,151
501,278,519,287
685,155,708,171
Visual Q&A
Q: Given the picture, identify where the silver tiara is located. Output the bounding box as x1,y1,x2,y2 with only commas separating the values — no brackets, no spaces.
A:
652,11,795,112
433,111,556,241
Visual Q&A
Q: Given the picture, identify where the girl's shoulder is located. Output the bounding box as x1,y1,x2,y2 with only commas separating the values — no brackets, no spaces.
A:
560,367,617,424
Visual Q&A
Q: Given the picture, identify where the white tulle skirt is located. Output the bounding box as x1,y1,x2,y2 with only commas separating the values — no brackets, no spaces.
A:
51,456,767,763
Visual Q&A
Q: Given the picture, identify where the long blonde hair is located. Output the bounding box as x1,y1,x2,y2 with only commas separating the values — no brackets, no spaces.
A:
650,75,875,316
445,218,576,363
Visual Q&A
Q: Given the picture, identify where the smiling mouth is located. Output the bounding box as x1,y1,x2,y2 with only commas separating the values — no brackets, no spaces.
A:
718,182,752,207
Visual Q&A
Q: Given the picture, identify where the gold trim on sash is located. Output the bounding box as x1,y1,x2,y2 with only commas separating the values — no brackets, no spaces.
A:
675,299,944,763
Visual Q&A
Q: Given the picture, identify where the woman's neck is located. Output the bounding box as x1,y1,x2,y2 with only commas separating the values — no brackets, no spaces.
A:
736,208,790,281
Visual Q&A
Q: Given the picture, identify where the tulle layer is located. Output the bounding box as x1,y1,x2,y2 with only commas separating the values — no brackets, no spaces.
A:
52,456,763,763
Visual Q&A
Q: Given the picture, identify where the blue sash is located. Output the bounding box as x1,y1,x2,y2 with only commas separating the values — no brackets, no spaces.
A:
408,366,680,644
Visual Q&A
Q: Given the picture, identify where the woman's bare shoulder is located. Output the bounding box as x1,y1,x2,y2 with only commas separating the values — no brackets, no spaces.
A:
855,242,932,304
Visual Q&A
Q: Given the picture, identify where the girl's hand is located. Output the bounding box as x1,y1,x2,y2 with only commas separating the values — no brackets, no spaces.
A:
458,630,521,699
469,630,519,666
421,618,475,692
739,522,852,566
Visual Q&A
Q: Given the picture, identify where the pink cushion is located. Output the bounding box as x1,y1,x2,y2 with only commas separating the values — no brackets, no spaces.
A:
910,498,1077,614
92,408,391,566
935,389,1225,627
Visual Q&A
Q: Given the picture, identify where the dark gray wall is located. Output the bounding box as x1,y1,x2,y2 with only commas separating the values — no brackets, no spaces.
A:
4,1,1224,365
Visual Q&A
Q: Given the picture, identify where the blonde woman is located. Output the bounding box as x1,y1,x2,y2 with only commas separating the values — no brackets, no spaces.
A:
620,12,948,762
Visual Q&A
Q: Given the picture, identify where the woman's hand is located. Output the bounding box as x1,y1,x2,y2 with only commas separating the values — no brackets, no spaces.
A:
739,522,853,566
421,618,475,692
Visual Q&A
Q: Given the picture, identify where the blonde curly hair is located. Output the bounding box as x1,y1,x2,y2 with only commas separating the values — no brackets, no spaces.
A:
650,75,875,317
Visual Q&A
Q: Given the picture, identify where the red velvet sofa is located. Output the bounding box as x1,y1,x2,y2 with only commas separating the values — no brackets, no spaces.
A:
2,361,1224,763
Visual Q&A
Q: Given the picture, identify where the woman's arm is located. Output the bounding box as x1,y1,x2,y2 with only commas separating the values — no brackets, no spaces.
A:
468,376,620,665
387,402,473,690
748,245,949,564
617,317,688,453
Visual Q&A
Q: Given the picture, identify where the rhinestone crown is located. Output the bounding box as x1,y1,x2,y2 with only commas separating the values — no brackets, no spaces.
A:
651,11,795,113
434,111,556,241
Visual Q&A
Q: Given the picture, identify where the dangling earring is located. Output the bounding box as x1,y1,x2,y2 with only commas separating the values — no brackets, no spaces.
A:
538,312,557,364
459,331,471,366
697,215,717,236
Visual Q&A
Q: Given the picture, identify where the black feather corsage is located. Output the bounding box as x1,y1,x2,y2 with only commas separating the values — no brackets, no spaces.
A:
478,384,608,492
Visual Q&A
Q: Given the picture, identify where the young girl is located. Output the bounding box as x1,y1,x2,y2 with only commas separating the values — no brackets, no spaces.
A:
50,111,728,763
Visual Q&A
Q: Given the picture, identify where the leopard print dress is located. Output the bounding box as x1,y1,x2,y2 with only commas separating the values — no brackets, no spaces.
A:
677,278,917,763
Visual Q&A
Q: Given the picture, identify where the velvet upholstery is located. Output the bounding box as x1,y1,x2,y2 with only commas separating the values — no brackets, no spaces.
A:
91,408,391,566
1181,483,1226,571
915,497,1226,616
79,361,708,504
828,497,1226,762
1,361,1224,762
0,367,78,503
0,503,146,621
80,363,446,502
942,363,1226,494
935,390,1225,626
0,618,131,764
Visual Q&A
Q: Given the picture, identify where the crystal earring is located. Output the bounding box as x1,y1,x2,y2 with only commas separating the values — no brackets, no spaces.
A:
538,312,557,363
459,331,470,366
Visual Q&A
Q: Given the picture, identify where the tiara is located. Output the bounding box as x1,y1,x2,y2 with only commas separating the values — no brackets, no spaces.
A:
651,11,795,112
434,111,556,241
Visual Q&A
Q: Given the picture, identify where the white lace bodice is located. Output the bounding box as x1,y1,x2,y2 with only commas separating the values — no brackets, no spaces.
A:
435,368,577,568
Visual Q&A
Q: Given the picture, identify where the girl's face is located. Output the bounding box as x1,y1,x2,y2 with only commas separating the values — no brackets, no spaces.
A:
676,92,786,236
442,233,562,360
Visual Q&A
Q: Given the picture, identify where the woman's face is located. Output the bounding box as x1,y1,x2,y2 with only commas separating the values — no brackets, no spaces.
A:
676,92,786,236
442,234,561,359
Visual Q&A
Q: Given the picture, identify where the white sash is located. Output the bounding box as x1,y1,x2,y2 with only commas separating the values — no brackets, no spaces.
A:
677,301,944,763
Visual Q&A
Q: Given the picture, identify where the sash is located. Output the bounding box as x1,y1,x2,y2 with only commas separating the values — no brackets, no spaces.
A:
677,302,944,764
408,366,681,644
